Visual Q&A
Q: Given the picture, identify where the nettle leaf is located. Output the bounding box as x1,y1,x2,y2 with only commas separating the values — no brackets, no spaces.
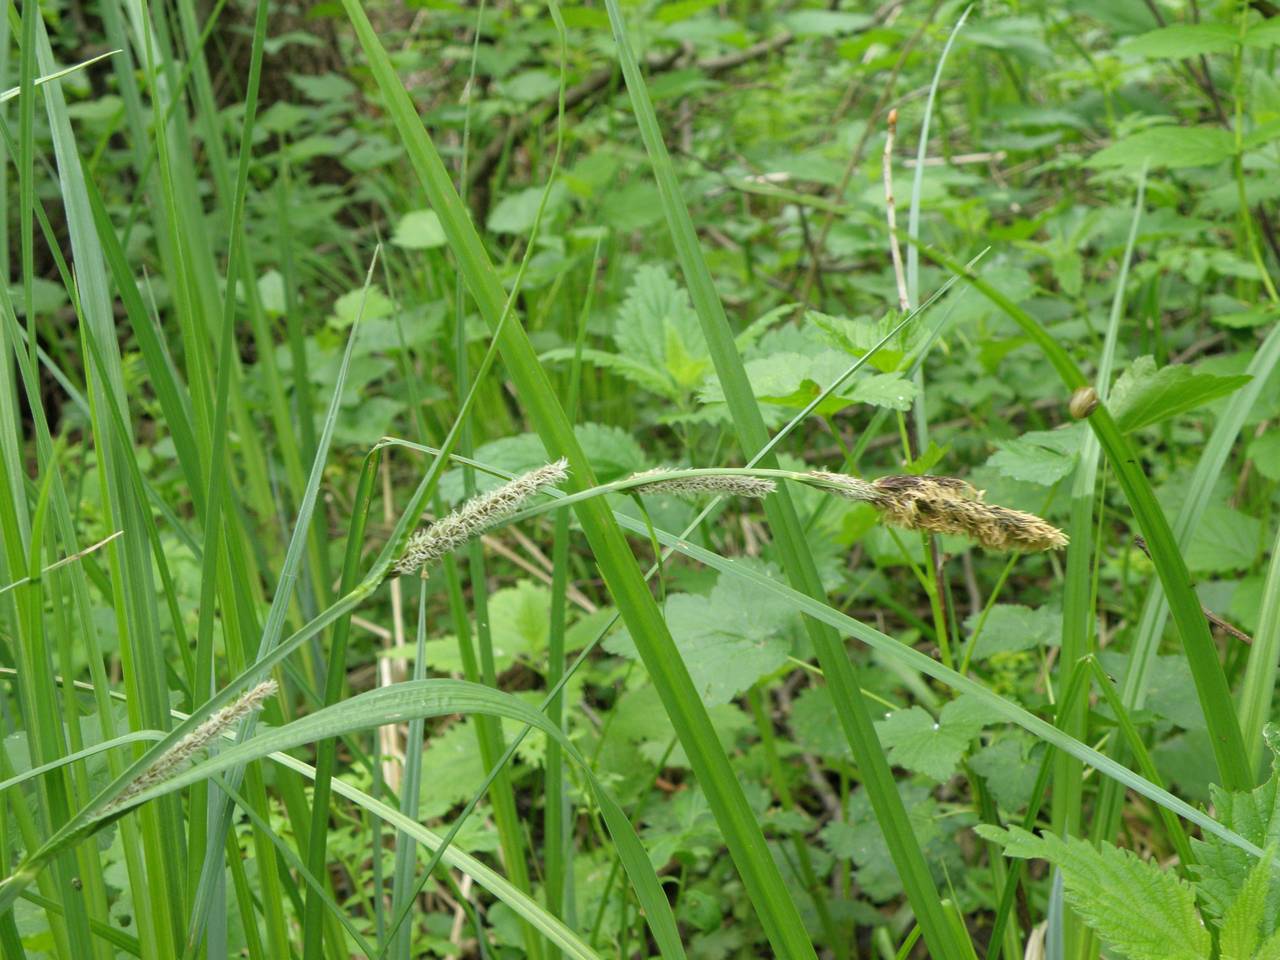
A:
613,264,712,398
539,346,675,396
1110,355,1251,432
850,372,916,411
986,425,1083,485
605,559,796,706
1185,505,1262,574
980,826,1211,960
1220,846,1278,960
904,440,950,476
1121,23,1238,58
1249,431,1280,481
573,422,648,480
1191,759,1280,926
418,581,550,676
874,694,993,782
1144,653,1207,731
1246,18,1280,48
969,735,1044,810
489,580,551,659
822,784,958,902
257,269,286,316
809,311,908,373
788,684,853,760
782,10,872,36
1088,125,1236,170
965,603,1061,659
700,352,915,414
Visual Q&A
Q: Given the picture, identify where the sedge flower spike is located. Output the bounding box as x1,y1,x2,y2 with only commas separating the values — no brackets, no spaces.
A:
808,472,1067,552
628,468,776,500
396,459,569,575
101,680,278,816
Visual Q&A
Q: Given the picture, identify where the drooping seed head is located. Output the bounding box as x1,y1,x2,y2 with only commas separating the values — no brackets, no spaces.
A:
806,471,1067,552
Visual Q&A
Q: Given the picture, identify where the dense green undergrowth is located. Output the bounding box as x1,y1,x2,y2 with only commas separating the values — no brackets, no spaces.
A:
2,1,1280,958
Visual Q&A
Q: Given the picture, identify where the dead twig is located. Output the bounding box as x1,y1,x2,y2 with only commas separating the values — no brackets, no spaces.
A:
1133,536,1253,645
883,108,910,312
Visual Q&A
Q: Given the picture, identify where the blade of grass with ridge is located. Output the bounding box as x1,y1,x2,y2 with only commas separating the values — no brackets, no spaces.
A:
341,2,820,955
367,274,969,928
356,449,1267,864
437,8,568,955
603,3,965,955
592,502,1258,857
301,449,380,958
403,447,1256,860
1091,317,1280,842
116,679,682,958
185,248,380,955
1052,168,1145,959
1240,525,1280,774
29,8,188,952
912,243,1252,791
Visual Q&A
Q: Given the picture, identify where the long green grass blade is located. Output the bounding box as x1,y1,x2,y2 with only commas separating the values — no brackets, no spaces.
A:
603,3,963,955
338,3,816,955
915,244,1252,791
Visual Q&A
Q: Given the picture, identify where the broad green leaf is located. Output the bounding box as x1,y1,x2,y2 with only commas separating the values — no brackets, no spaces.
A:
1121,23,1238,58
981,826,1210,960
1191,762,1280,925
788,684,853,760
328,284,394,329
607,686,749,772
418,718,491,814
969,735,1043,810
1144,653,1208,731
849,372,917,411
874,694,992,782
257,269,286,316
539,346,676,396
701,352,915,414
1185,505,1262,574
782,11,872,35
821,783,974,905
809,311,908,373
487,183,569,234
905,440,950,476
986,425,1083,485
613,264,712,398
1249,431,1280,481
392,209,447,249
1214,305,1279,328
439,424,645,501
489,580,552,659
1246,18,1280,47
605,560,796,706
1220,846,1276,960
965,603,1061,659
1110,355,1251,432
1088,126,1236,170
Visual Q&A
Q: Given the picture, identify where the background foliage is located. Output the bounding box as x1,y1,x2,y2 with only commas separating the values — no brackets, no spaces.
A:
3,0,1280,958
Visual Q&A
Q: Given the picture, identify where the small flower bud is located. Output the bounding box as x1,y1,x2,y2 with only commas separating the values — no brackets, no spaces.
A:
1069,386,1099,420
